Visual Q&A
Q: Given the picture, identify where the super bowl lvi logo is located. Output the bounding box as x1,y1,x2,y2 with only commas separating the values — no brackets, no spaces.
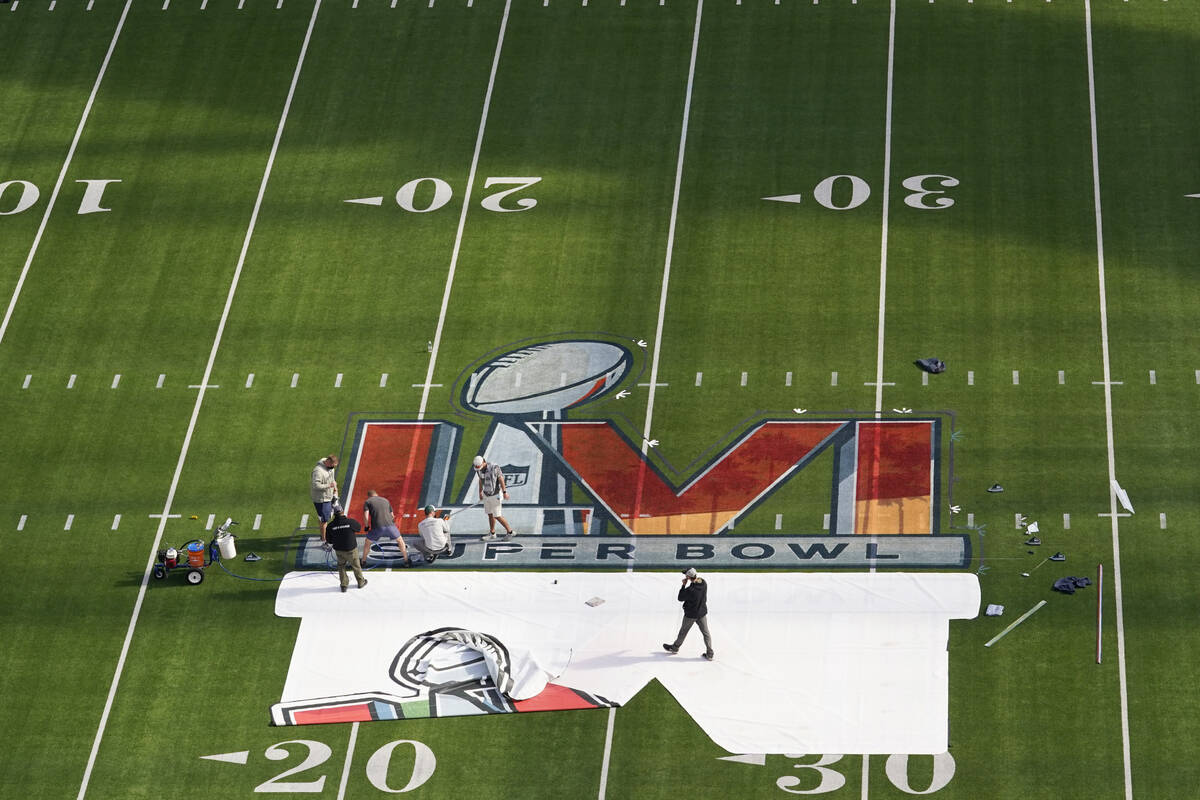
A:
332,335,969,570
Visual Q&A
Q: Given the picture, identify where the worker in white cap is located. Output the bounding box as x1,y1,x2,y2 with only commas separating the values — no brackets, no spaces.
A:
663,568,714,661
473,454,515,541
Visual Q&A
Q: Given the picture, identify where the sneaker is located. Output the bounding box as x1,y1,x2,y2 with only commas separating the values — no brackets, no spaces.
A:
358,579,368,589
503,529,515,540
340,585,348,593
703,652,715,661
244,553,261,562
480,532,500,542
1025,537,1041,546
987,484,1004,493
426,553,437,564
662,643,678,654
1050,552,1066,562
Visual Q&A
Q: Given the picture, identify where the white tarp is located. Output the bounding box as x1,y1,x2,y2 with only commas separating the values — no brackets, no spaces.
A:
275,570,979,754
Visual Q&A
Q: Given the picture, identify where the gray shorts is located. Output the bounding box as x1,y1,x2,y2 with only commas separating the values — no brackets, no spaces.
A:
367,524,401,542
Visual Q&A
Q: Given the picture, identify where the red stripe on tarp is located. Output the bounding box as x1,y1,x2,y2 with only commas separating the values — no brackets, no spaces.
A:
513,683,604,712
292,703,373,724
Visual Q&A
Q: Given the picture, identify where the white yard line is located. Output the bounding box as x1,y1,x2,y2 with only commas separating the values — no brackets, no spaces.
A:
601,2,705,797
75,2,325,796
872,0,897,419
640,0,704,451
1083,2,1132,797
0,0,133,348
417,0,514,421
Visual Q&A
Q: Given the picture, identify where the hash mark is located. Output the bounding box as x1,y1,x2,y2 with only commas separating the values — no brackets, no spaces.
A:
1149,370,1156,385
831,371,838,386
1063,513,1070,529
300,513,309,528
785,371,792,387
1058,370,1065,385
1012,370,1020,385
380,373,388,388
18,514,27,531
67,374,76,389
22,374,30,389
112,514,121,530
156,374,165,389
922,371,928,386
967,370,974,386
334,372,343,388
111,374,121,389
206,513,215,530
695,372,702,387
822,513,830,530
246,373,254,388
1015,513,1023,529
253,514,262,530
966,513,974,527
1159,512,1167,529
774,514,782,531
65,514,74,531
740,371,748,387
290,372,299,388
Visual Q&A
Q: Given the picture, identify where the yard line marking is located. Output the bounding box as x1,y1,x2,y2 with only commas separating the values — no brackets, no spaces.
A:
1093,380,1122,385
111,514,120,530
638,0,703,457
417,0,513,422
22,374,30,389
1083,3,1131,796
49,0,55,9
967,370,974,386
9,1,17,8
831,370,838,386
87,0,93,9
1059,369,1066,384
156,373,165,388
111,374,120,389
161,0,168,9
291,372,299,388
278,0,284,7
77,3,325,797
335,372,343,388
17,515,27,531
253,514,262,530
335,722,359,800
1063,513,1071,529
0,0,132,349
245,373,254,388
739,371,747,387
187,383,219,389
694,372,702,386
597,706,617,799
774,514,782,530
984,600,1046,647
1159,512,1166,529
380,372,388,388
238,0,244,8
200,0,207,8
67,374,76,389
1012,369,1019,385
65,514,74,531
1148,369,1156,385
871,0,897,419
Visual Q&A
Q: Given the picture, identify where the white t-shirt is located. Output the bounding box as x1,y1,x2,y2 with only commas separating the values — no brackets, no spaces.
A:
417,515,450,550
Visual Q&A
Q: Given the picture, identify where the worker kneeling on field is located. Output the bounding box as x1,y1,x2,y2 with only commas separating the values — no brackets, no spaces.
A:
415,505,452,564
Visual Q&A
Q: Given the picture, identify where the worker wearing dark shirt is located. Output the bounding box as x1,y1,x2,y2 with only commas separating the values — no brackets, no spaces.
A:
663,568,714,661
324,505,367,593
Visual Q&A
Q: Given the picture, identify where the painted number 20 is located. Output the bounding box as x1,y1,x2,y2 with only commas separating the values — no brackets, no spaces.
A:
253,739,436,793
394,176,542,213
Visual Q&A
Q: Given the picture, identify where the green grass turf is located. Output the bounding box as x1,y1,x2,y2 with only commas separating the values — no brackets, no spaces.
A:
2,0,1200,798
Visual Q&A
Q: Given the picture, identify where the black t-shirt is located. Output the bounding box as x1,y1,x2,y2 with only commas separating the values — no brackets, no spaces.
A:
326,515,362,551
678,579,708,618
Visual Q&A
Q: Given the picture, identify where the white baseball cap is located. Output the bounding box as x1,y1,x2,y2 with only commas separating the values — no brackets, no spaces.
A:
472,455,485,468
682,567,697,579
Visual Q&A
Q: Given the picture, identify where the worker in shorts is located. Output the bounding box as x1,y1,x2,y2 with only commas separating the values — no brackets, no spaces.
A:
415,505,452,563
473,455,514,541
310,454,339,540
362,489,410,567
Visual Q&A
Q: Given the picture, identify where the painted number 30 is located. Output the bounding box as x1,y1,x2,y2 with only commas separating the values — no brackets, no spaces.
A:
782,174,959,210
777,753,956,795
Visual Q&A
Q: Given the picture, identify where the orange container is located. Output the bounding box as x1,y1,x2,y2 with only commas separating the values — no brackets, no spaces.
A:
186,541,206,568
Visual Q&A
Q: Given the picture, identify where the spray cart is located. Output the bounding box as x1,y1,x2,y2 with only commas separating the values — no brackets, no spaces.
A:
152,518,238,585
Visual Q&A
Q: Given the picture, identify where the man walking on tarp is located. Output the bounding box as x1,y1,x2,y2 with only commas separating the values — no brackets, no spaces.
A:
310,454,339,540
473,455,515,541
663,568,714,661
323,504,367,593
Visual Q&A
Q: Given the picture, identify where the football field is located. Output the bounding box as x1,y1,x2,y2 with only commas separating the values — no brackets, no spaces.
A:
2,0,1199,797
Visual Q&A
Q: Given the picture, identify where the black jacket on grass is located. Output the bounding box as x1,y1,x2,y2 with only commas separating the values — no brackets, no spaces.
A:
678,579,708,619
